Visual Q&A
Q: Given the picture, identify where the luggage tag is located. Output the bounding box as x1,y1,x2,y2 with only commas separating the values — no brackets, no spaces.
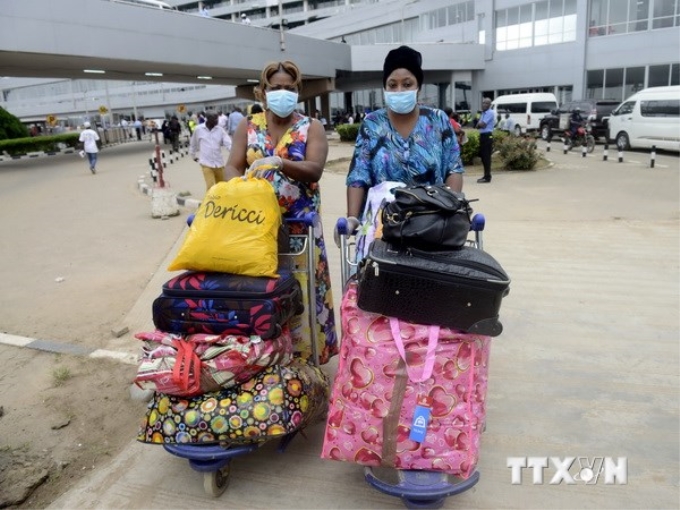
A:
409,393,433,443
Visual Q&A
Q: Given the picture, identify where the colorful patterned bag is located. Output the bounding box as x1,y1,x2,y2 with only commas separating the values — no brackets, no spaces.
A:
133,327,293,397
320,282,491,478
137,358,329,445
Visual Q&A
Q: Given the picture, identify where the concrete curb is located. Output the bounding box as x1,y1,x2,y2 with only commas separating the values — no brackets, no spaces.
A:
136,176,201,210
0,332,138,365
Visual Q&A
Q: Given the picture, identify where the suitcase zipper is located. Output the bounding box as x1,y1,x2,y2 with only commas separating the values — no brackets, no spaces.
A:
368,249,510,284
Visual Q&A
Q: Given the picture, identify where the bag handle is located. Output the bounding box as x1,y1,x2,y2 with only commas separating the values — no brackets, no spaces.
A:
171,340,202,395
389,318,438,383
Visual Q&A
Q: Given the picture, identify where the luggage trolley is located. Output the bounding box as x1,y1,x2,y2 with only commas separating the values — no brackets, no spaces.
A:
335,212,486,510
163,212,324,497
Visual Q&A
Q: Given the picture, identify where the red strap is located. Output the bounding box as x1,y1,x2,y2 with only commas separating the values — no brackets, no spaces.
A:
171,340,202,396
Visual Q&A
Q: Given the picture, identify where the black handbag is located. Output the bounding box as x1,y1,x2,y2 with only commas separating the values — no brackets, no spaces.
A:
381,185,473,251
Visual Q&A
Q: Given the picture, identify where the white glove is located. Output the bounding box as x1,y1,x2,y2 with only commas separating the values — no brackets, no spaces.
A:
334,216,361,247
246,156,283,178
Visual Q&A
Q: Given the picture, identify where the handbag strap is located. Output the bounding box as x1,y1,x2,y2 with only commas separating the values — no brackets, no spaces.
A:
389,318,438,383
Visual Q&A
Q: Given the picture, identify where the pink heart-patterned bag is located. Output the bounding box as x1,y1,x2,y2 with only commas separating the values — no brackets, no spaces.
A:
320,282,491,477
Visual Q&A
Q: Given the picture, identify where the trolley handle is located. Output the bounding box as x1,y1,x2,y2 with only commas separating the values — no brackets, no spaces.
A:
470,213,485,232
187,212,319,228
284,212,319,228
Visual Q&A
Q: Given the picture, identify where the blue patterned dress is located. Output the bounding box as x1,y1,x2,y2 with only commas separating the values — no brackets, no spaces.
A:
346,106,463,189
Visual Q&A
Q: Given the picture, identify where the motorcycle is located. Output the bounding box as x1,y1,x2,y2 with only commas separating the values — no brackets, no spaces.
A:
563,118,596,153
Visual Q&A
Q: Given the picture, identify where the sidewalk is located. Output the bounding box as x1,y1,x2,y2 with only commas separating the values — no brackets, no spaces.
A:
48,139,679,509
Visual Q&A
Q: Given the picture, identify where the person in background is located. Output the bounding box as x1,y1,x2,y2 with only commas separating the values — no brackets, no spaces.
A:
250,103,263,114
224,60,337,365
168,115,182,152
79,121,100,174
500,112,518,135
240,13,251,25
189,112,232,192
161,119,170,145
569,107,584,139
217,110,228,131
227,107,244,137
444,106,466,146
476,97,495,183
186,116,196,135
133,118,143,140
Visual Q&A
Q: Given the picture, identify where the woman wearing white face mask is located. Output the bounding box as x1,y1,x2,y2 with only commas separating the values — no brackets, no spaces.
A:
344,46,464,250
224,60,338,365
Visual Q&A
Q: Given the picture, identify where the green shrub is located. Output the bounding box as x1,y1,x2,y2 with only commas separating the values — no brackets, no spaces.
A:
0,132,80,156
460,129,479,165
495,134,539,171
335,123,360,142
0,107,29,140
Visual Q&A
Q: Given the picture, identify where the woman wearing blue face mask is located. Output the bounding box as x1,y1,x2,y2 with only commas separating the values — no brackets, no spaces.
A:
344,46,464,247
224,60,337,365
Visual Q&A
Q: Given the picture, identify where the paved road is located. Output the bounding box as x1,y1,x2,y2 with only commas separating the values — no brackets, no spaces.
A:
2,139,678,509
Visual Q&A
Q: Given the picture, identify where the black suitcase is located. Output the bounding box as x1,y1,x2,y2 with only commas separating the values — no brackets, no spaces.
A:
152,271,304,339
356,239,510,337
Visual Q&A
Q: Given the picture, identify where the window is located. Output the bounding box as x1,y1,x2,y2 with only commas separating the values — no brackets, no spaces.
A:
615,101,635,115
624,67,645,98
532,101,557,114
653,0,678,28
587,69,605,99
605,68,624,101
496,0,576,51
500,102,528,114
640,99,680,117
649,64,671,87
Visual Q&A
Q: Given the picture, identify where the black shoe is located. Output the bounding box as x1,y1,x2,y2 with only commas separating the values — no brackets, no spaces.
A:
90,167,96,174
477,177,491,183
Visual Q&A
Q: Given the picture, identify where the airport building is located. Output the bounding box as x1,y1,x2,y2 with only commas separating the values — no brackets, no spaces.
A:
1,0,678,129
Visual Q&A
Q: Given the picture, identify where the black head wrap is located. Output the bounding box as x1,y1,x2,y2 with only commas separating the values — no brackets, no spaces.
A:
382,45,423,88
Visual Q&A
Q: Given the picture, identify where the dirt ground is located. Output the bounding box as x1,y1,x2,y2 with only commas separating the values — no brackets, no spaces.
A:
0,143,188,509
0,140,546,508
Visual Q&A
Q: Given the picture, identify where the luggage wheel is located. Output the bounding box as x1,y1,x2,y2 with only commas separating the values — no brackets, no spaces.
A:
204,464,231,497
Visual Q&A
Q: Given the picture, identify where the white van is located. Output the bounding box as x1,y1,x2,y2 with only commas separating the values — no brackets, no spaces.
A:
490,93,559,136
607,86,680,152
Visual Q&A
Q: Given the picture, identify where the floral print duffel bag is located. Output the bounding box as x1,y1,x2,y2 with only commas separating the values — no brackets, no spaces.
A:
133,327,294,397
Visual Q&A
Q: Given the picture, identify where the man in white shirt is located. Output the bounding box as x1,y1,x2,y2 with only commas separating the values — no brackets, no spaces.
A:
241,13,251,25
78,121,100,174
189,113,232,192
217,111,228,131
501,113,518,134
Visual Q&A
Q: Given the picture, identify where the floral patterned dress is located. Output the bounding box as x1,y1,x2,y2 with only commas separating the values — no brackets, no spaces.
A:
245,112,338,365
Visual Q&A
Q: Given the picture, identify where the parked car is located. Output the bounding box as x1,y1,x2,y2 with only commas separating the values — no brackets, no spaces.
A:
607,86,680,152
539,99,620,141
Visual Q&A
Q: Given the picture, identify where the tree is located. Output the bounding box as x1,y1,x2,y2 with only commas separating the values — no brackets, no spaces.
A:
0,107,29,140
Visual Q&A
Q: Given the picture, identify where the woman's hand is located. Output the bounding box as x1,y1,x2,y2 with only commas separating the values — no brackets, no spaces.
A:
247,156,283,177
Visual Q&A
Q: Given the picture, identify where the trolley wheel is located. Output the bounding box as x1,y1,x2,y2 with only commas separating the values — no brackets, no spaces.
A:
402,497,445,509
203,464,231,497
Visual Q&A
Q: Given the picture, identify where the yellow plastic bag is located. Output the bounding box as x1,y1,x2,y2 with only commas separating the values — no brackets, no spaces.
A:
168,176,281,277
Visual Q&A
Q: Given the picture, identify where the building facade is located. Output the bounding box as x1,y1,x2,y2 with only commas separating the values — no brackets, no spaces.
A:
1,0,678,128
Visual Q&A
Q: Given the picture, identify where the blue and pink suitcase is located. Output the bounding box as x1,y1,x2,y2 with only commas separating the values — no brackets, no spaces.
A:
152,271,304,339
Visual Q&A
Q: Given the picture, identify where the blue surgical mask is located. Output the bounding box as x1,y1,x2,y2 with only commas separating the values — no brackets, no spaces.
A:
265,90,299,118
384,90,418,114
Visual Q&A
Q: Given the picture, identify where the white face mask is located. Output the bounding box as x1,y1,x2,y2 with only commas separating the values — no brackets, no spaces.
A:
384,90,418,114
265,90,299,118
